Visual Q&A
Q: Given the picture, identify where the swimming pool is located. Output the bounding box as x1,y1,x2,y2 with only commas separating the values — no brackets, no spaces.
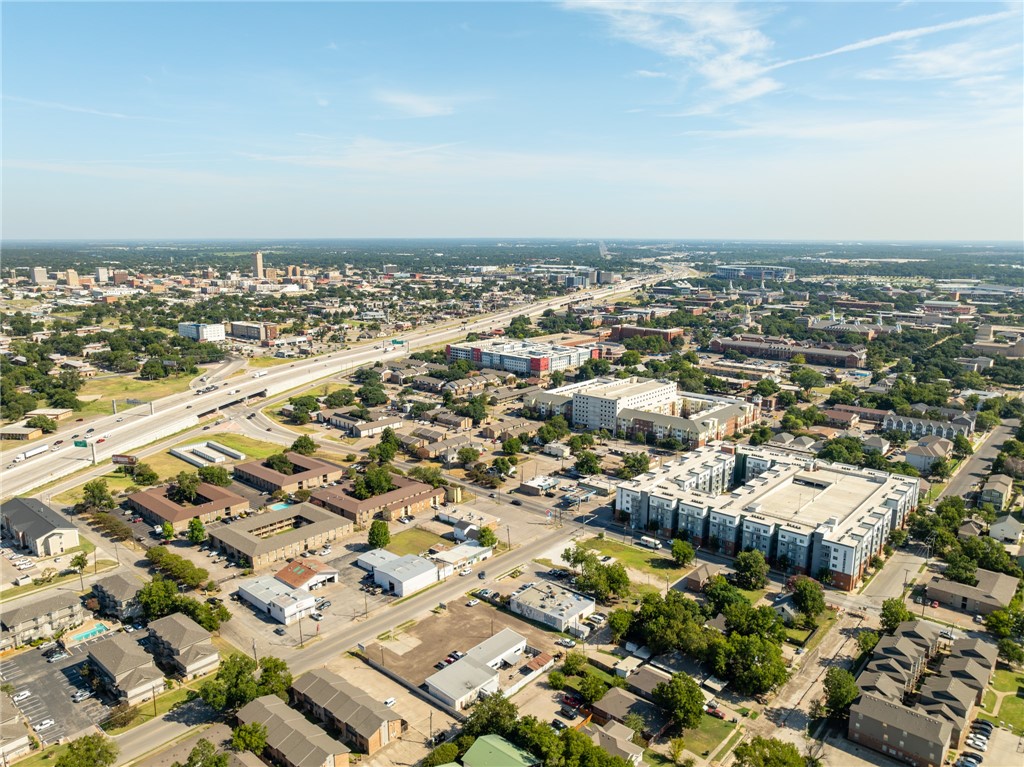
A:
269,502,293,511
71,623,109,642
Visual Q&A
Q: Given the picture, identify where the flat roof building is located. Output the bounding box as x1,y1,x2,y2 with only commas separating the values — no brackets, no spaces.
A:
237,575,319,625
510,583,596,634
446,338,593,376
373,555,444,597
425,629,527,710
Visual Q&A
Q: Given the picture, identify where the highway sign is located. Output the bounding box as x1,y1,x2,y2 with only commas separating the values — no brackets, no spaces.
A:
111,454,138,466
73,440,88,448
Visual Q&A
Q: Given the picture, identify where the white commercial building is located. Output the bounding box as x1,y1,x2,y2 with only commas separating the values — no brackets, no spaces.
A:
237,576,318,625
616,443,920,592
425,629,527,709
177,322,226,343
446,338,592,376
528,377,679,431
431,541,493,569
372,553,447,597
510,583,595,634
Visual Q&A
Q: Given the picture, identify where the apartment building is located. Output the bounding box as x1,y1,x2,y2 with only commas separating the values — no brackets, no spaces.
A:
92,572,144,621
0,498,79,557
617,393,760,447
147,613,220,679
233,452,346,494
176,322,226,343
126,482,249,533
616,443,919,590
883,411,976,440
87,634,164,705
228,321,279,343
1,592,85,649
446,338,593,376
310,476,443,525
710,334,867,368
526,377,679,431
237,695,350,767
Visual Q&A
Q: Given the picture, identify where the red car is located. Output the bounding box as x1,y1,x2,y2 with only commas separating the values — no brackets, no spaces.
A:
97,438,106,443
561,693,583,707
706,708,726,720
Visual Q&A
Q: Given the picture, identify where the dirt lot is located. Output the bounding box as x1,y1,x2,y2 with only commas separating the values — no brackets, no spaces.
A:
324,652,459,767
364,597,566,688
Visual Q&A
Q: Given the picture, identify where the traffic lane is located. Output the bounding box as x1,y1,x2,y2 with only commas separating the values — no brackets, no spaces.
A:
941,421,1017,501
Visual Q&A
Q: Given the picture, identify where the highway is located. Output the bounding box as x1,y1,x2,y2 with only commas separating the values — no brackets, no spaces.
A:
3,274,673,499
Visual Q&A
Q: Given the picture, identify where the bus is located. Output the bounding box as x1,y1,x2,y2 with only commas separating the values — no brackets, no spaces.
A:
638,536,662,550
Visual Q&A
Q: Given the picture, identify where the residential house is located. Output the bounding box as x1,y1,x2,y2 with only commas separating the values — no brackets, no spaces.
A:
979,475,1014,510
147,613,220,679
591,688,671,739
0,498,79,556
585,722,643,767
924,569,1019,615
87,634,164,705
290,670,407,755
905,437,953,474
989,513,1023,544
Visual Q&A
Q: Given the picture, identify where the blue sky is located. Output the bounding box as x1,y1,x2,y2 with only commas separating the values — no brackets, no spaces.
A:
3,1,1021,240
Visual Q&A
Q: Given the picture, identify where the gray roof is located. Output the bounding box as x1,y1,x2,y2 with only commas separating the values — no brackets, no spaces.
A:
292,669,400,740
237,695,348,767
950,637,999,669
928,569,1019,608
375,554,436,582
425,654,495,700
850,692,952,746
88,633,159,678
0,498,75,540
1,591,81,629
208,503,352,558
93,572,143,603
148,613,211,651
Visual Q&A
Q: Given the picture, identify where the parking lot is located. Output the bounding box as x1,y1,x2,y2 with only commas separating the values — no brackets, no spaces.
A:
0,634,114,744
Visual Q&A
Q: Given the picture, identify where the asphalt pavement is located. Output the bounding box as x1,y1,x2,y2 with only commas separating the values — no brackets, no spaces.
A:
940,420,1018,501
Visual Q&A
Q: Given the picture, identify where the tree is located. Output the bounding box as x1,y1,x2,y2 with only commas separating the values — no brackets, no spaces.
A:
368,520,390,549
187,518,207,544
548,670,566,690
161,521,175,540
457,447,481,466
422,743,460,767
671,539,695,566
574,450,601,476
139,358,168,380
791,578,826,620
502,437,522,455
720,634,788,695
997,638,1024,665
408,466,448,487
264,453,294,474
26,414,58,433
823,668,859,718
653,673,704,729
618,452,651,480
608,609,634,643
492,456,512,476
54,734,119,767
174,471,201,503
733,737,804,767
880,597,911,634
461,692,519,739
578,673,608,704
138,576,178,619
133,463,159,486
477,526,498,548
82,478,116,510
734,550,770,590
71,552,89,590
856,631,880,655
231,722,268,754
198,654,291,713
754,378,781,397
790,367,825,392
562,651,588,676
107,702,139,728
289,434,317,456
197,465,231,486
171,739,227,767
944,552,978,586
952,434,974,459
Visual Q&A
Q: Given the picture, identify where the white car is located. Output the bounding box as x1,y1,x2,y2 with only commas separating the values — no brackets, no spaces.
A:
965,740,987,752
466,599,480,607
310,612,324,621
12,690,31,702
459,567,472,576
32,719,55,732
556,638,577,648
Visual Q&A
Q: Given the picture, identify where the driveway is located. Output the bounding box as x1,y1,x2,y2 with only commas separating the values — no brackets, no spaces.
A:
940,420,1018,502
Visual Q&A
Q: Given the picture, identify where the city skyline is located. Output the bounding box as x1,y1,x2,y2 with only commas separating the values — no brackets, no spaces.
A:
3,1,1022,241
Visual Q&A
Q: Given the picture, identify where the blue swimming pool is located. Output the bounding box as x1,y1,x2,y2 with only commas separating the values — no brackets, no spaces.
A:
71,623,109,642
269,502,293,511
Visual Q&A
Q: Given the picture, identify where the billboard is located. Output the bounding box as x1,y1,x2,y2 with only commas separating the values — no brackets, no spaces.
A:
111,454,138,466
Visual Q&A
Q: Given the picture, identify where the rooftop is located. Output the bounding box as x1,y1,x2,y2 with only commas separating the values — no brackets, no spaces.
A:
234,451,344,486
274,557,339,590
207,503,352,558
127,482,247,524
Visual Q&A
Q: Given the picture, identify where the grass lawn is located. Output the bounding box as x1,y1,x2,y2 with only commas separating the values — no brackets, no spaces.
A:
991,668,1024,693
785,626,813,645
103,684,195,735
580,538,690,580
737,587,768,605
996,693,1024,731
14,743,70,767
247,356,293,368
387,528,447,556
683,715,737,755
982,689,998,714
802,609,839,655
77,373,195,414
1,560,117,602
643,749,673,767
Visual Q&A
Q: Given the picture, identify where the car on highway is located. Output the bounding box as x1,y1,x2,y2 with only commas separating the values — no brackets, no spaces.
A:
53,440,63,445
32,719,55,732
85,428,95,434
510,499,522,506
116,417,124,422
97,438,106,443
12,690,31,702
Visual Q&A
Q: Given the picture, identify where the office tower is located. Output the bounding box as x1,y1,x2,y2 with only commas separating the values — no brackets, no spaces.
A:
252,250,264,279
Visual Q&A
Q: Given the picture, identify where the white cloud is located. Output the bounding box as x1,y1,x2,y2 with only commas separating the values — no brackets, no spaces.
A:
374,90,455,117
633,69,668,78
861,41,1020,83
316,97,330,107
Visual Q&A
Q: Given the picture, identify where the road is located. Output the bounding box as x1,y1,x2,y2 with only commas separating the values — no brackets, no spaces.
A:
4,274,675,499
939,420,1018,502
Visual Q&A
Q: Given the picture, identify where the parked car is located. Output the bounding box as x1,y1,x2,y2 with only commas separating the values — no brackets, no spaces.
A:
466,599,480,607
556,638,576,648
930,600,939,608
317,600,332,610
706,708,726,720
71,690,94,702
32,719,55,732
46,653,69,663
12,691,31,703
551,719,568,731
274,627,287,636
310,612,323,621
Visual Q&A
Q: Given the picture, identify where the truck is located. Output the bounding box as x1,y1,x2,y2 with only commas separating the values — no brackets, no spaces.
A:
638,536,662,550
251,371,266,378
12,444,49,463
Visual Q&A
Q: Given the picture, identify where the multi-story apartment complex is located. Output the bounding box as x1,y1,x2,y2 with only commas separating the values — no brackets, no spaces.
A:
228,321,279,343
714,264,796,281
617,393,760,447
882,411,976,440
524,377,678,431
710,334,867,368
446,338,594,376
176,322,226,343
616,444,919,590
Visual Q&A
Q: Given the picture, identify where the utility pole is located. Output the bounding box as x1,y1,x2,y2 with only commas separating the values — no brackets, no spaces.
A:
506,525,512,552
364,592,368,618
252,638,259,663
298,616,304,648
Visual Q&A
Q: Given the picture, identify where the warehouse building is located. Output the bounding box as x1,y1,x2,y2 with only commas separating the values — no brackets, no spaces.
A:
510,583,595,634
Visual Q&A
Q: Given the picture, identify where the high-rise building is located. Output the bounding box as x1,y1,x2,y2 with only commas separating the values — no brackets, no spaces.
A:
95,267,110,283
252,251,264,279
31,267,48,284
113,270,129,285
65,269,80,287
177,323,226,343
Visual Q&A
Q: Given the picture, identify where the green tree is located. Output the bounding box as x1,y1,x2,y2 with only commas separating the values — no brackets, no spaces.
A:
407,466,449,487
671,539,695,566
997,638,1024,665
174,471,201,503
548,671,566,690
106,702,138,729
720,634,788,695
54,734,119,767
733,737,804,767
791,577,826,620
82,478,115,511
578,673,608,704
754,378,781,397
608,609,634,643
653,673,704,729
574,450,601,476
422,743,459,767
231,722,268,754
952,434,974,459
324,388,356,408
734,550,770,590
823,667,859,718
264,453,294,475
457,447,481,466
790,367,825,392
944,552,978,586
161,521,175,541
132,463,159,485
461,692,519,739
187,518,207,544
618,452,651,480
880,597,911,634
368,520,391,549
562,651,588,676
290,434,317,455
198,654,291,713
171,739,227,767
477,526,498,548
70,552,89,590
502,437,522,455
856,631,880,655
492,456,512,476
25,414,58,433
138,576,178,620
197,465,231,486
